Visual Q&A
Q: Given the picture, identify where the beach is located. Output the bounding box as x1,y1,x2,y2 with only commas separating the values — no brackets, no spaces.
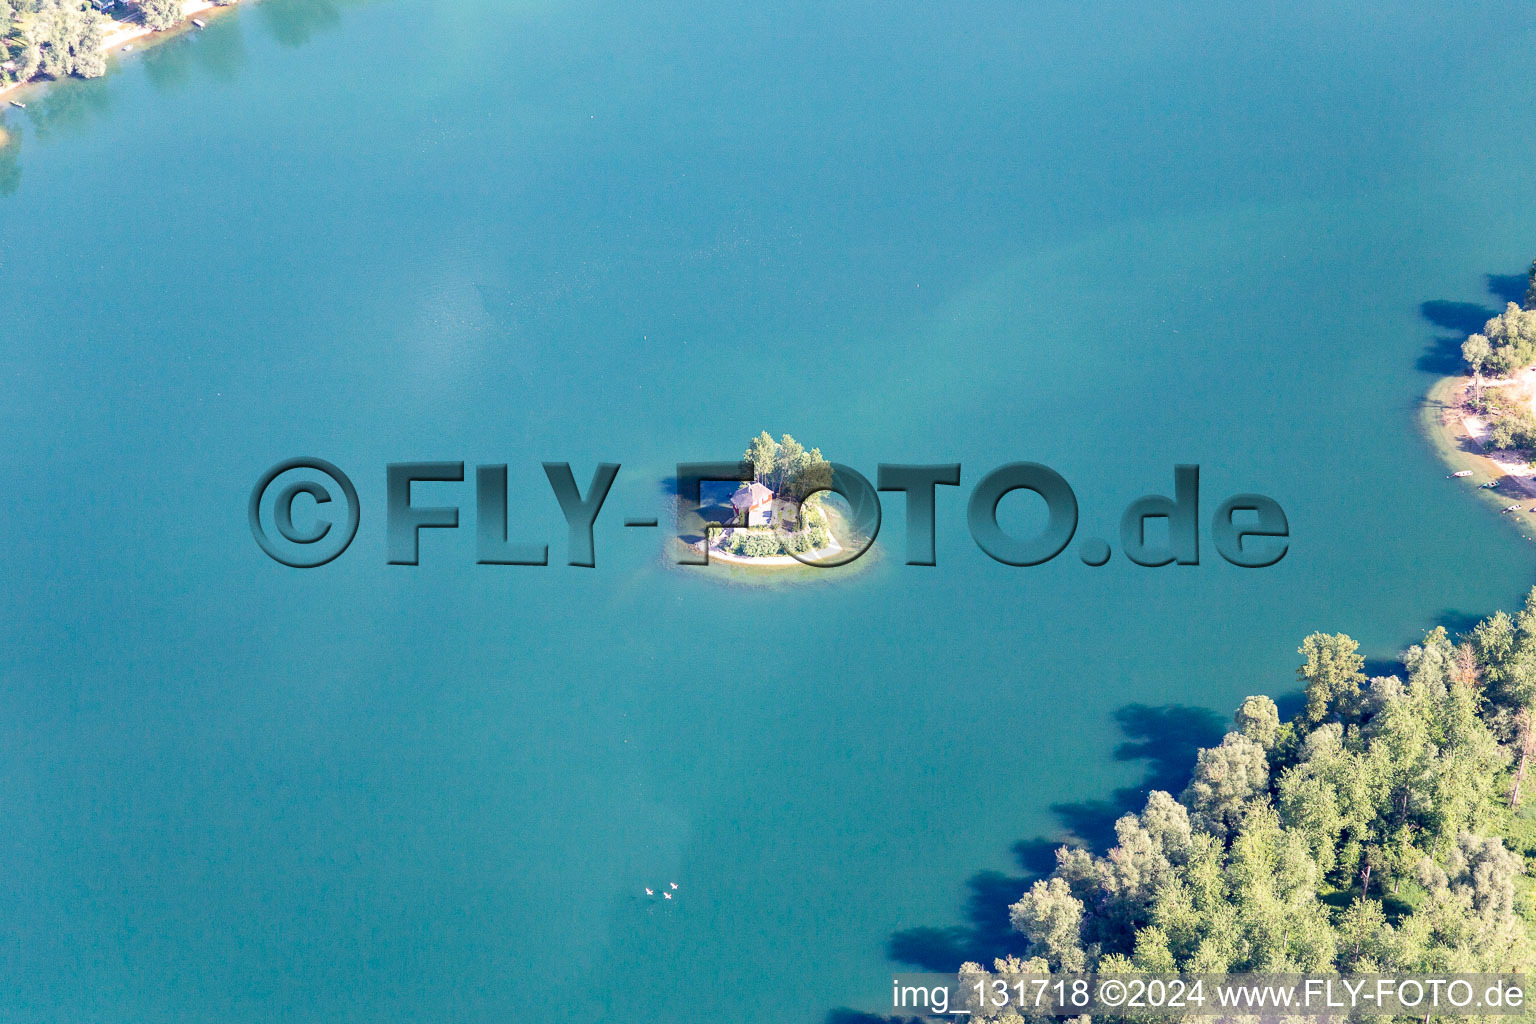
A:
1423,371,1536,536
0,0,234,101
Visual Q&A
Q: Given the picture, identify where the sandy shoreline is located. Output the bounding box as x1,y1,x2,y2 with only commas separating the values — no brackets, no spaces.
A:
103,0,221,51
1423,372,1536,536
0,0,232,102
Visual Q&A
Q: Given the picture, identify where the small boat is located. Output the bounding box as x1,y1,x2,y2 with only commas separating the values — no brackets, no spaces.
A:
8,101,23,109
1504,505,1522,513
1452,470,1474,477
192,18,205,27
122,45,133,51
1481,481,1500,489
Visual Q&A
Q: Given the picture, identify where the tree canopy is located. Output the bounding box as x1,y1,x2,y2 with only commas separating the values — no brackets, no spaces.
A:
1465,303,1536,377
140,0,184,32
717,432,833,558
742,430,830,500
15,0,106,81
964,595,1536,1017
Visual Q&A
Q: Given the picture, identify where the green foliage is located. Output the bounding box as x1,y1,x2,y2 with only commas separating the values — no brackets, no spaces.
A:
741,533,780,558
1502,807,1536,860
1526,258,1536,311
16,38,39,81
721,432,835,559
1298,632,1366,724
22,0,105,80
1463,333,1491,376
983,611,1536,980
726,531,782,558
1009,877,1086,971
744,430,777,483
1235,695,1280,749
1488,410,1536,451
1473,303,1536,377
140,0,183,31
1181,732,1268,840
740,430,830,500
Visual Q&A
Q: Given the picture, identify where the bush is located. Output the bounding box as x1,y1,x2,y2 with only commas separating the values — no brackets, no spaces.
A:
1489,411,1536,451
140,0,183,31
1484,304,1536,375
1502,810,1536,861
739,533,782,558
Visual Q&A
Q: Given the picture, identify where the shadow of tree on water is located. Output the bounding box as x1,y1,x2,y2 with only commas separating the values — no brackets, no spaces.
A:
1047,703,1225,851
1433,609,1489,640
20,73,113,143
1487,273,1529,306
0,125,19,197
256,0,365,48
141,13,249,93
826,1012,926,1024
879,703,1225,977
0,0,375,199
1421,299,1498,335
823,702,1227,1022
1417,271,1532,373
1418,301,1495,374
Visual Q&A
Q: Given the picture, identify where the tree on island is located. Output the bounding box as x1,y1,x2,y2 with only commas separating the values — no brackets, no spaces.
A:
718,432,833,558
140,0,183,32
1526,257,1536,311
743,431,827,497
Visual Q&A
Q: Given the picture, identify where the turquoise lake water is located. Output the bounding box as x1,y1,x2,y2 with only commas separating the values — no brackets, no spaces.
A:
3,0,1536,1019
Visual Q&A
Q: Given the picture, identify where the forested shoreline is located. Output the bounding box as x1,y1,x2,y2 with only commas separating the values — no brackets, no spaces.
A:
1,0,235,91
964,595,1536,1018
1456,261,1536,450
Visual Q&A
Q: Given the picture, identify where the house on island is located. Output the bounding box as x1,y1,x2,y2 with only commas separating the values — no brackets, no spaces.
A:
730,482,775,527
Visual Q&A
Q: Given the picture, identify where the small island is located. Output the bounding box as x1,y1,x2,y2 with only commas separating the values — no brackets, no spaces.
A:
1427,258,1536,523
699,432,843,566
